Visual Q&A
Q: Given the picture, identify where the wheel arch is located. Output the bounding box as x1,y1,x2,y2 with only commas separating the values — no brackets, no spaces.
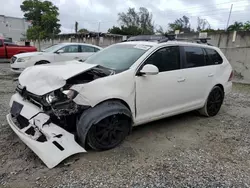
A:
77,99,133,148
35,60,50,65
215,83,224,93
95,98,132,114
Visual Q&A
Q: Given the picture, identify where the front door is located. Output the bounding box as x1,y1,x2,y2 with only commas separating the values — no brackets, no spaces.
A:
135,46,186,124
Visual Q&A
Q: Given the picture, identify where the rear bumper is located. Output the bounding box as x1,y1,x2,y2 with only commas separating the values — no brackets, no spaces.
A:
7,93,86,168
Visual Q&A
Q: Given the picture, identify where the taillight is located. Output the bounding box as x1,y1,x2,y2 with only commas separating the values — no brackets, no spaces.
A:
228,70,234,81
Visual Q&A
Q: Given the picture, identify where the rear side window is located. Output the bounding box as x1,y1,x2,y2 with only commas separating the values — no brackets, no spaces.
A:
205,48,223,65
94,47,100,52
0,40,2,46
81,45,95,52
184,46,205,68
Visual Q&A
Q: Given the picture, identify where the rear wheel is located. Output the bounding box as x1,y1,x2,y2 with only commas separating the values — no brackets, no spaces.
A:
199,86,224,117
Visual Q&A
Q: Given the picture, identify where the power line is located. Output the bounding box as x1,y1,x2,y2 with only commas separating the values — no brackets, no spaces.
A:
160,0,248,13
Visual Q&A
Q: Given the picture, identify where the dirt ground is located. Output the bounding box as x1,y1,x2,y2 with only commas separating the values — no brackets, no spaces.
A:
0,63,250,188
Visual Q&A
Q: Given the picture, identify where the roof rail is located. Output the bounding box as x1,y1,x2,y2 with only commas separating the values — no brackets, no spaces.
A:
194,37,212,45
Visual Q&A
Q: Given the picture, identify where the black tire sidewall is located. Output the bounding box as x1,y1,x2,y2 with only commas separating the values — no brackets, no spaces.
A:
206,86,224,117
87,115,130,150
76,100,132,151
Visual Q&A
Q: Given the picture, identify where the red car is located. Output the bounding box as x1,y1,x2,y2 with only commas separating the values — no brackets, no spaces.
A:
0,37,37,59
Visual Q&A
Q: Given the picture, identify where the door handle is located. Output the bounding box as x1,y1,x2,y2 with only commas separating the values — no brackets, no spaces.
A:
177,78,186,82
208,73,214,77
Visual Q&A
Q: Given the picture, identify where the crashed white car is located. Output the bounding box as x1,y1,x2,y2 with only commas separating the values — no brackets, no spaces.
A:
7,40,233,168
10,43,102,73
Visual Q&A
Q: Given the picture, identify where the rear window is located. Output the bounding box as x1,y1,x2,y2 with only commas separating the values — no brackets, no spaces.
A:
205,48,223,65
183,46,205,68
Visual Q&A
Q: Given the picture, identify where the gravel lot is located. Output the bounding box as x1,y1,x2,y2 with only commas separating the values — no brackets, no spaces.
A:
0,63,250,188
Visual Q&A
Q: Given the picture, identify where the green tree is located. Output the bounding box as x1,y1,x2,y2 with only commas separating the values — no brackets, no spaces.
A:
197,17,210,32
108,25,142,35
169,15,191,33
227,21,243,31
78,28,89,33
243,21,250,31
109,7,154,35
21,0,61,40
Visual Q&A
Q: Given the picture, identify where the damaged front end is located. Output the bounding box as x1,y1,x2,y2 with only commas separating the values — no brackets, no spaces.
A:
7,66,113,168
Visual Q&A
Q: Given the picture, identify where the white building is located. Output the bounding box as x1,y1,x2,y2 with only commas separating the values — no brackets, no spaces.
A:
0,15,32,42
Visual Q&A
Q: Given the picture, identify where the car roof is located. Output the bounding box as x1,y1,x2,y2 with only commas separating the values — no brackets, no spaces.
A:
58,42,102,48
120,40,219,50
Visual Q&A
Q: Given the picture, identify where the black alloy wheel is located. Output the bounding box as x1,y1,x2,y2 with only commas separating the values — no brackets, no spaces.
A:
87,114,130,150
206,87,224,116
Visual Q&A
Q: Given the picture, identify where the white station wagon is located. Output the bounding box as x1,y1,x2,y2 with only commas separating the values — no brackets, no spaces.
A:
7,39,233,168
10,43,102,73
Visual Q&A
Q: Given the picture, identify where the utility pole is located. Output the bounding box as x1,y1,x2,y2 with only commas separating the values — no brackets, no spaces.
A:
226,4,233,31
97,21,101,46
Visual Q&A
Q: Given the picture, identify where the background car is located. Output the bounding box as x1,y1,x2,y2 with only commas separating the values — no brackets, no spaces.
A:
0,37,37,60
10,43,102,73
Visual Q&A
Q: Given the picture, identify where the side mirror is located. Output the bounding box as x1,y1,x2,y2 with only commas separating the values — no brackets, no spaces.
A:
56,49,64,54
139,64,159,75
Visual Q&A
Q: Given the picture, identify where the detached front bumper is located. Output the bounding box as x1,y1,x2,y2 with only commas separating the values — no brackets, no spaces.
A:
7,93,86,168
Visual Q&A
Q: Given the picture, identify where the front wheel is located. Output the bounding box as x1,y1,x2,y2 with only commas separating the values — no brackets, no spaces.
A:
199,86,224,117
87,114,131,150
77,101,132,151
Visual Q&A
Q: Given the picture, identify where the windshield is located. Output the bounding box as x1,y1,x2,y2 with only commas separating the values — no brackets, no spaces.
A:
84,44,152,71
41,44,65,52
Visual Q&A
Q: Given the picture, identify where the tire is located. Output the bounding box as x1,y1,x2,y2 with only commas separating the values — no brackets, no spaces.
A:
76,100,132,151
35,60,50,65
199,86,224,117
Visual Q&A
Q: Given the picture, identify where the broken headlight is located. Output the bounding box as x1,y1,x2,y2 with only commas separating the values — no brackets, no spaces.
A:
62,89,78,100
45,92,58,104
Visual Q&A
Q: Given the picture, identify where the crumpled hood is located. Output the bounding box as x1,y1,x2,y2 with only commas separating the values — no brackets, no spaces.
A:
19,62,97,96
14,51,44,58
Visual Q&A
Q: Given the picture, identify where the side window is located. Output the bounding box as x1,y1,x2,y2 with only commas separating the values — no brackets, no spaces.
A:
59,45,79,53
184,46,205,68
81,45,95,52
144,46,180,72
205,48,223,65
94,47,100,52
0,40,2,47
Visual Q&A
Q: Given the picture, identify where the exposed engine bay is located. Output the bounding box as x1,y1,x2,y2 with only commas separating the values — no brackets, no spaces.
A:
16,66,114,132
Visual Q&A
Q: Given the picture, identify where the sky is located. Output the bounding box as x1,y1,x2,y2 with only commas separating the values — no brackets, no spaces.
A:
0,0,249,33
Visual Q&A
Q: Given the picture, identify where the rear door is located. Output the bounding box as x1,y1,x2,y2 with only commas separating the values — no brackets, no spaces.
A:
180,46,217,108
79,45,97,61
54,45,80,62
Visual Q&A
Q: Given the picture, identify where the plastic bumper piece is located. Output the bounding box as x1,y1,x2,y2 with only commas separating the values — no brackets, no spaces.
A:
6,93,86,168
